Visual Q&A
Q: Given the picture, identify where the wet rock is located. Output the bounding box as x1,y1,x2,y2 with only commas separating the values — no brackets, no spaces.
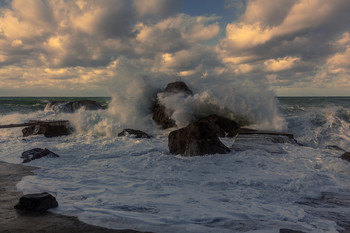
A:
21,148,59,163
153,81,193,129
118,129,151,138
22,120,73,138
14,192,58,212
168,121,230,156
340,152,350,162
279,229,306,233
45,100,103,113
198,114,240,137
325,145,345,151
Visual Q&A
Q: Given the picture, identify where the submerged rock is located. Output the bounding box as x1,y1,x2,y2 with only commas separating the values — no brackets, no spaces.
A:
198,114,240,137
45,100,103,113
231,129,300,153
22,120,73,138
279,229,306,233
153,81,193,129
14,192,58,212
21,148,59,163
168,121,230,156
340,152,350,162
118,129,151,138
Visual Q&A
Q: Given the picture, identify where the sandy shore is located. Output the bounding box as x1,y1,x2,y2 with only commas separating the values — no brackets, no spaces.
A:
0,161,149,233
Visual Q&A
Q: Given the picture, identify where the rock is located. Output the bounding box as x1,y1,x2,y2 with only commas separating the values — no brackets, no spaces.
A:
163,81,193,95
45,100,103,113
118,129,151,138
153,81,193,129
340,152,350,162
22,120,73,138
168,121,230,156
232,129,300,153
325,145,345,151
14,192,58,212
279,229,306,233
198,114,240,137
21,148,59,163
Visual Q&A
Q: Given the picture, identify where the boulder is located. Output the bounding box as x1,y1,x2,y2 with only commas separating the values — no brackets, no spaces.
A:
21,148,59,163
168,121,230,156
340,152,350,162
45,100,103,113
153,81,193,129
22,120,73,138
118,129,151,138
14,192,58,212
198,115,240,137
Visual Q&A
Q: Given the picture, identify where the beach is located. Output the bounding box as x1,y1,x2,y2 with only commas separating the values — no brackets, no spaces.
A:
0,161,146,233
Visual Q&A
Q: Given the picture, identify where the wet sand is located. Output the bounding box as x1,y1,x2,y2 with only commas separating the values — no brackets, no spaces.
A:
0,161,148,233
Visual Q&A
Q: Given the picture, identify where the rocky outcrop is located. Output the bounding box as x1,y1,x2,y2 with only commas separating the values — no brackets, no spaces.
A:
45,100,103,113
118,129,151,138
198,115,240,137
153,81,193,129
340,152,350,162
22,120,73,138
14,192,58,212
168,121,230,156
21,148,59,163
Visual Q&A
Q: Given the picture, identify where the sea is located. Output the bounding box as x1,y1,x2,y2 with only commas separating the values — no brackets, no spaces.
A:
0,96,350,233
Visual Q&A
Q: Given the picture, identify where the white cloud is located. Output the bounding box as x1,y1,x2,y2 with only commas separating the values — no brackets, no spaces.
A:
264,56,300,72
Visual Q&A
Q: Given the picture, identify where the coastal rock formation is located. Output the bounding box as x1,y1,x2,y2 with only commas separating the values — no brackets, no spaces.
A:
168,121,230,156
22,120,73,138
231,129,301,153
198,114,240,137
14,192,58,212
340,152,350,162
21,148,59,163
118,129,151,138
153,81,193,129
45,100,103,113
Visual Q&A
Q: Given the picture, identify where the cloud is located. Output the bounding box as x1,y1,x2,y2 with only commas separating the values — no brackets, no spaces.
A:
264,56,300,72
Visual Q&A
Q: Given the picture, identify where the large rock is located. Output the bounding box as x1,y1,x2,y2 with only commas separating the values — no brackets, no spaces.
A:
45,100,103,113
14,192,58,212
21,148,59,163
340,152,350,162
118,129,151,138
22,120,73,138
168,121,230,156
198,115,240,137
153,81,193,129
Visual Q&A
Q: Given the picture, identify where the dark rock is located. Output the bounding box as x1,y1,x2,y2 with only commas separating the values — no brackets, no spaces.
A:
163,81,193,95
118,129,151,138
325,145,345,151
21,148,59,163
45,100,103,113
198,114,240,137
168,121,230,156
14,192,58,212
340,152,350,162
22,120,73,138
153,81,193,129
279,229,306,233
43,125,72,138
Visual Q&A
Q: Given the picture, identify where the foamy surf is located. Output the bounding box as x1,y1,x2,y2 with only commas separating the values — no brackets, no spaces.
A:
0,96,350,232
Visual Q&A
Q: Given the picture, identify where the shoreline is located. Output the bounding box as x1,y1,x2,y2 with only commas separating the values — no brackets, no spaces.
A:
0,161,148,233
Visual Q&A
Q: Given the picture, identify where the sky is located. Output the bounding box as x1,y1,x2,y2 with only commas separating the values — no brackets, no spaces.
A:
0,0,349,97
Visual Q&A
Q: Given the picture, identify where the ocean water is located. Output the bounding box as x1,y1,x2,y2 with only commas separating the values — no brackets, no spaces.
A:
0,96,350,233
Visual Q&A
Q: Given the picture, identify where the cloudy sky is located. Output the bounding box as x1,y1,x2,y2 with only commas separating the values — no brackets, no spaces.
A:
0,0,349,96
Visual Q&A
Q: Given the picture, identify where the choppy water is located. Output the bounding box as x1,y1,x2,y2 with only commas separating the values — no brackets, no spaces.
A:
0,96,350,233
